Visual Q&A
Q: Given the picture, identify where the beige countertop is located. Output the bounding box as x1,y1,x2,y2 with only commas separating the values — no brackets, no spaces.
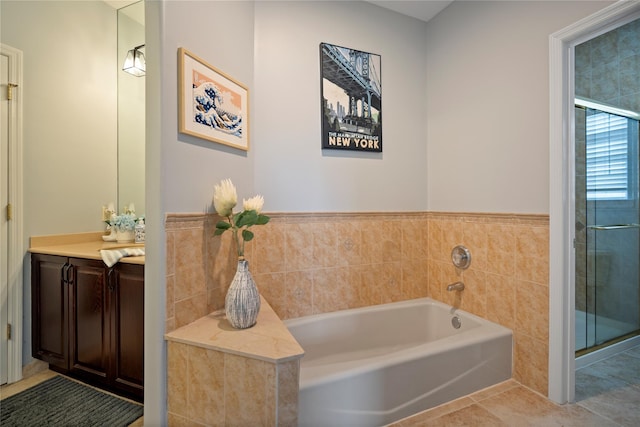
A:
165,296,304,363
29,231,145,265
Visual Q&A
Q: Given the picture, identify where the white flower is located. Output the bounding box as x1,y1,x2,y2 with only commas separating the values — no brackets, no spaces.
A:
243,195,264,214
213,178,237,217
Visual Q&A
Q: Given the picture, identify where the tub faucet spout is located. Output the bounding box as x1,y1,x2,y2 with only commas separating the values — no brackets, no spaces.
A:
447,281,465,292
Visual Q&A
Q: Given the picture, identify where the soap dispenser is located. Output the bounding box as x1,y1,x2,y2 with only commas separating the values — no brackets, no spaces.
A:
135,218,145,244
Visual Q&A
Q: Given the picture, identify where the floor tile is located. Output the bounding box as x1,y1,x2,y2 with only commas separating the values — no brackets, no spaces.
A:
477,386,565,425
623,345,640,359
420,404,508,427
575,369,629,401
576,383,640,426
579,352,640,385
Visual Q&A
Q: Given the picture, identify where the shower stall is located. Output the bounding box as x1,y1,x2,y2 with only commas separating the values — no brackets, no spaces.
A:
574,99,640,357
574,18,640,359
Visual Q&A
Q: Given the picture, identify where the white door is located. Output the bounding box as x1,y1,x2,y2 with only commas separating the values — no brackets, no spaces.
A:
1,43,23,386
1,47,10,385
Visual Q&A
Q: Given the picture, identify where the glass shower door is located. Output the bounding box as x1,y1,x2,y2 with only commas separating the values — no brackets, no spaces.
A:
575,101,640,354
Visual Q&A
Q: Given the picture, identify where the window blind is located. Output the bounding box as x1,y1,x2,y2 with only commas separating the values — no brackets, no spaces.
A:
586,109,629,200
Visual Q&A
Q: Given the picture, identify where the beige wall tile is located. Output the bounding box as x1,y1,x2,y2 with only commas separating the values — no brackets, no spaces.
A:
174,227,206,301
224,353,271,426
514,333,549,396
285,270,314,319
277,360,300,426
485,273,516,330
175,292,208,329
459,268,487,317
515,280,549,342
166,274,175,320
188,347,225,425
462,222,489,272
285,223,317,271
253,222,286,274
401,259,429,300
486,224,516,277
254,272,287,319
166,230,176,276
334,220,364,266
167,342,189,417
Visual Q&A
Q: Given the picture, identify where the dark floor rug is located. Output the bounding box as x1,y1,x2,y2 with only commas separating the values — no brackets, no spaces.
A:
1,375,143,427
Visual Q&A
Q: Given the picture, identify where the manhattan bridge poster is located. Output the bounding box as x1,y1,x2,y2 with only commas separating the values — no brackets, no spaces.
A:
320,42,382,152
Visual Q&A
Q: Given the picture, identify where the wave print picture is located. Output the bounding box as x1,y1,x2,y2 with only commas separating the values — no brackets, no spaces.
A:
193,81,243,137
179,48,250,151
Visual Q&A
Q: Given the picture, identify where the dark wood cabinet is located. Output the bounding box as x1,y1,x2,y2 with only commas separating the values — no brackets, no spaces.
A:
31,254,144,401
110,263,144,398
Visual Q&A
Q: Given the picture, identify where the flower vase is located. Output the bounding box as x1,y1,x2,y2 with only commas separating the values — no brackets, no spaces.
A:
116,229,134,243
225,259,261,329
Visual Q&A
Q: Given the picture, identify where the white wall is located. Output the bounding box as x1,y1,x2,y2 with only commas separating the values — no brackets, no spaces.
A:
1,1,117,235
1,0,117,366
159,1,256,214
118,5,146,215
253,1,429,212
145,1,256,424
425,0,611,214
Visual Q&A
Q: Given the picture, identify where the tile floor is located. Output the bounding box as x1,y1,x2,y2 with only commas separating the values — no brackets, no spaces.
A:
2,346,639,426
392,344,640,426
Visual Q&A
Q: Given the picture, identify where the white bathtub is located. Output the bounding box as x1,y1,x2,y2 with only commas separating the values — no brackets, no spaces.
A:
285,297,512,426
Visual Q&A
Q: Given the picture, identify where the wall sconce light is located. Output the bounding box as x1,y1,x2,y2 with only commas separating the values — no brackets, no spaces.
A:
123,44,146,76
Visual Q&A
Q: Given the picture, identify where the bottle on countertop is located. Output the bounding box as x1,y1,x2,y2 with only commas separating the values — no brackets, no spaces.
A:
135,218,145,244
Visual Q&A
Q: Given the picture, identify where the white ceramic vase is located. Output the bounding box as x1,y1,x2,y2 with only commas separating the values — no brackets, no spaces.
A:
225,259,261,329
116,229,135,243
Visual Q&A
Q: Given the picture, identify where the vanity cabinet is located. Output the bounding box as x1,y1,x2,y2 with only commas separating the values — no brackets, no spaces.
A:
31,254,144,401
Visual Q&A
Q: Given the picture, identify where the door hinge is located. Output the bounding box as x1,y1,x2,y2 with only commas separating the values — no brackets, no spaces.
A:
6,203,12,220
6,323,11,340
7,83,18,101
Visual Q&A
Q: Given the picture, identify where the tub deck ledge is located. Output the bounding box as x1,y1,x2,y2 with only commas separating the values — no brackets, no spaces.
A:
164,296,304,363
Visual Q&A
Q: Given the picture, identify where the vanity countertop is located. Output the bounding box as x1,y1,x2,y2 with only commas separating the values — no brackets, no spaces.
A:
165,296,304,364
29,231,145,265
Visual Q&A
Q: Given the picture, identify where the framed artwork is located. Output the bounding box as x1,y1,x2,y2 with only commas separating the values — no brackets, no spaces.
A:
320,42,382,152
178,48,249,151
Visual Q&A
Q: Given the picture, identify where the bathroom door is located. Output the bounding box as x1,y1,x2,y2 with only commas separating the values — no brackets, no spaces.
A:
1,43,22,385
1,47,10,385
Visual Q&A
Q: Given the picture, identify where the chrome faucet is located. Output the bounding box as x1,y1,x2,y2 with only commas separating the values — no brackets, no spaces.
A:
447,281,465,292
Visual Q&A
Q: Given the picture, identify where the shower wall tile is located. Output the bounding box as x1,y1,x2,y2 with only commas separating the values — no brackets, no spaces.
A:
165,211,550,400
620,54,640,95
576,18,640,109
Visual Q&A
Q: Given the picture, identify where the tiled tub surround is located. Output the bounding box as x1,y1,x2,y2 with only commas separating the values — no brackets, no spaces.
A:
165,297,303,425
165,211,549,400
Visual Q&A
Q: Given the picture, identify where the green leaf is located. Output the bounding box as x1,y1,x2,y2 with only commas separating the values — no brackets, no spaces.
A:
242,229,254,242
215,221,231,230
236,210,258,228
256,214,270,225
214,228,227,236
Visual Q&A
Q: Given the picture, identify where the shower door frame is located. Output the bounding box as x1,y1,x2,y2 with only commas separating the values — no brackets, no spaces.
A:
549,0,640,405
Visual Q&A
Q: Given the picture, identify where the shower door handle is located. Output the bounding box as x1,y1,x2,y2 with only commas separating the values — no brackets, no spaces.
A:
587,223,640,230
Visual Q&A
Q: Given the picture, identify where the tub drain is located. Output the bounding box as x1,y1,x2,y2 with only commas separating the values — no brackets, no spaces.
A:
451,315,461,329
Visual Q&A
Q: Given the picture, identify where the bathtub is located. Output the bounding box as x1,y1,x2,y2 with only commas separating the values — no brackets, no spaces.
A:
285,297,512,426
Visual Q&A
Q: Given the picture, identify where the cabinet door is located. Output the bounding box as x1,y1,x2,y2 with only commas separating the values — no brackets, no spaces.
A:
68,258,109,384
31,254,69,371
110,263,144,400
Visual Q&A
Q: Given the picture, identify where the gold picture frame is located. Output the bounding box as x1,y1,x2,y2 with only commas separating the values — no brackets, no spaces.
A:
178,48,249,151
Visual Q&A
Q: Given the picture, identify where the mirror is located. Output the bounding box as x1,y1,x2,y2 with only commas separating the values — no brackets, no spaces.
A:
117,1,145,216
